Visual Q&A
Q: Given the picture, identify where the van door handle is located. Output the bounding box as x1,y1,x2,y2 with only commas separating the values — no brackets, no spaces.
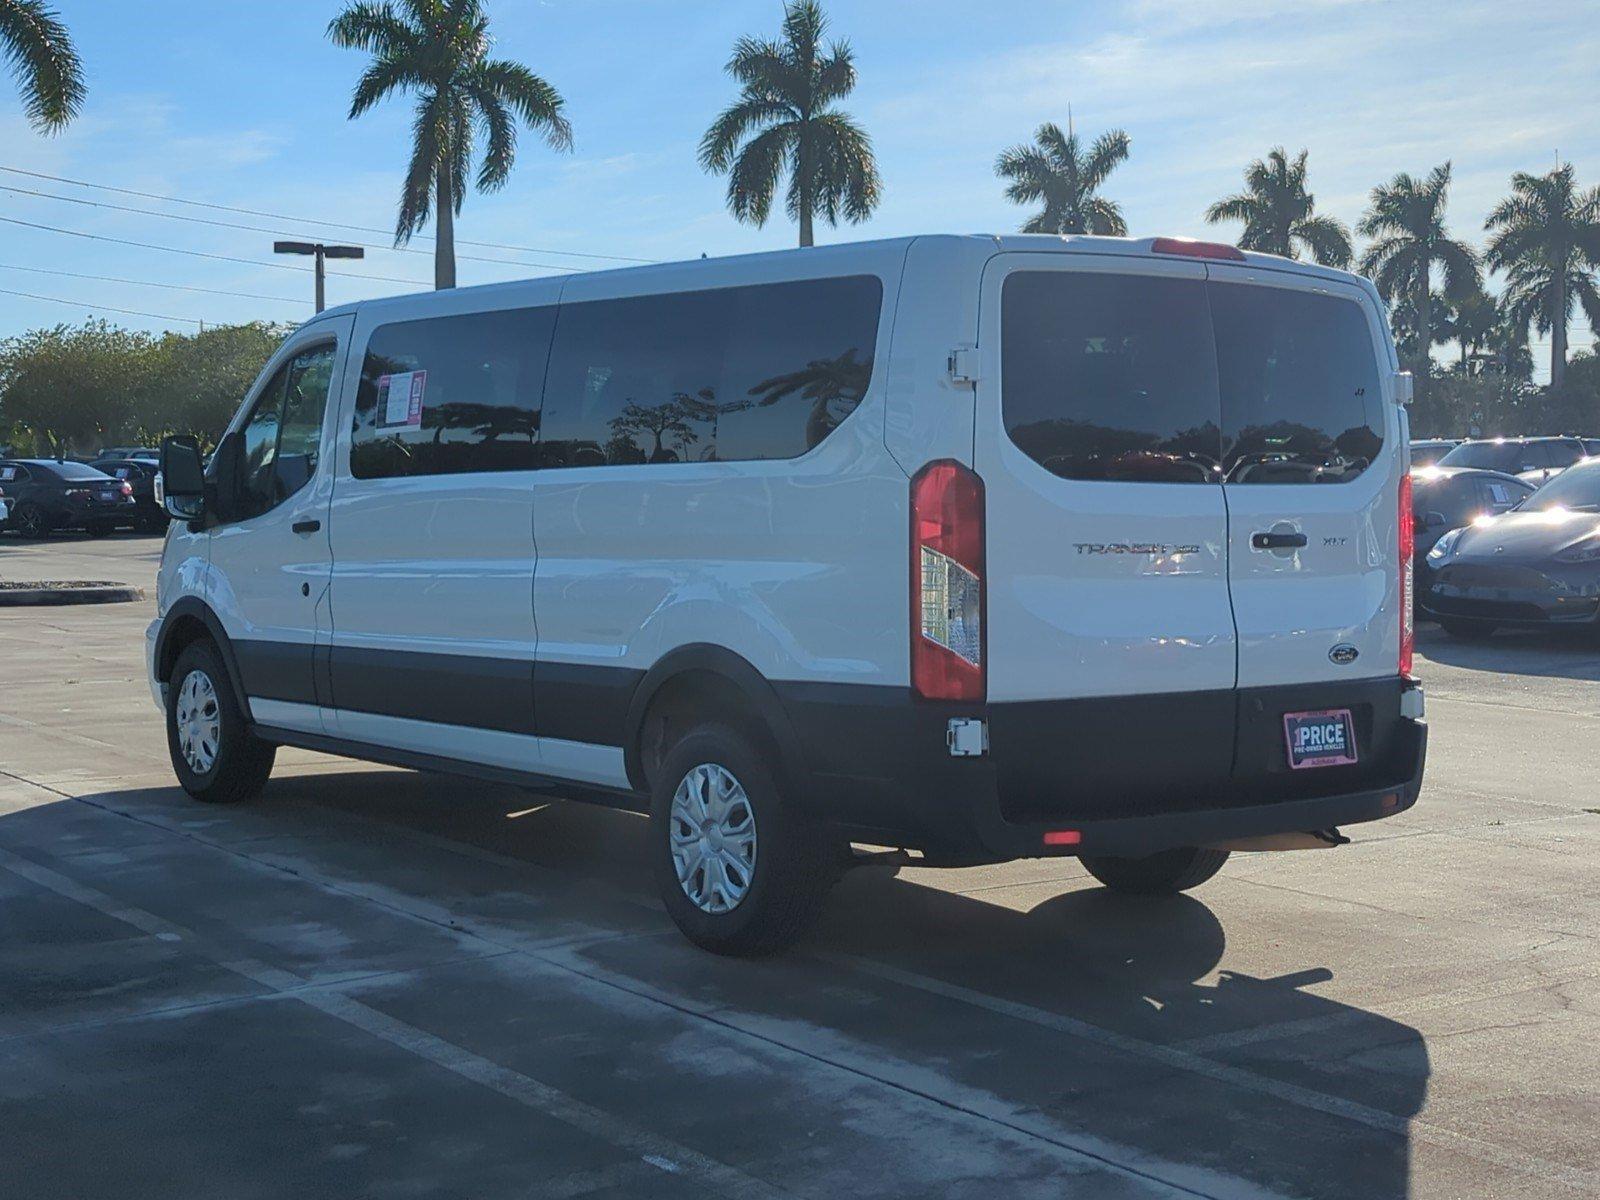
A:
1251,530,1307,550
292,519,321,535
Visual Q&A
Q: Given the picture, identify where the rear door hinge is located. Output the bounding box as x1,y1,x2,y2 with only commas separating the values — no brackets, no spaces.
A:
948,347,979,386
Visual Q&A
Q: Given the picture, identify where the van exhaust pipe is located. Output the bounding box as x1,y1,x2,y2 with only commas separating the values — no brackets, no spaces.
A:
1206,829,1350,853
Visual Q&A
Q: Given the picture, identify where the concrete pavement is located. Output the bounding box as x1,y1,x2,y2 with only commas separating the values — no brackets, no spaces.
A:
1,532,1596,1199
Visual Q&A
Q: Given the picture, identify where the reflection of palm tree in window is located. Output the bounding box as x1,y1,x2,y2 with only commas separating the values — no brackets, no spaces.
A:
746,347,871,450
423,401,538,445
607,399,699,463
675,387,753,461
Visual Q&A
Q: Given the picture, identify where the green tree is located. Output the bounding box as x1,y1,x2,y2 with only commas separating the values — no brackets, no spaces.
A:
700,0,881,248
1434,286,1500,372
328,0,573,289
0,321,152,456
995,122,1130,235
1358,163,1480,380
1484,164,1600,389
1204,148,1351,266
132,322,290,449
0,0,85,132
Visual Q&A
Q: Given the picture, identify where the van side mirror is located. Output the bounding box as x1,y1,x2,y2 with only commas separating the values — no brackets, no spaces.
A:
160,435,206,521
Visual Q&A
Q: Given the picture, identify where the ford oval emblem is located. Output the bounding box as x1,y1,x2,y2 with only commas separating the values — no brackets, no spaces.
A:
1329,644,1360,666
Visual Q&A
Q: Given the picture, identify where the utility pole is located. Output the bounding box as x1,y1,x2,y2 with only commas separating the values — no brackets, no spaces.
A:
273,241,365,313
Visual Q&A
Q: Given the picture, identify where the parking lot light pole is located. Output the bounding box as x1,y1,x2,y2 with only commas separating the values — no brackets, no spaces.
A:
273,241,365,313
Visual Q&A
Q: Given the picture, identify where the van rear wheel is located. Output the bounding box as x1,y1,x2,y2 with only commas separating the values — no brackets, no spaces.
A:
1080,846,1229,895
650,724,833,956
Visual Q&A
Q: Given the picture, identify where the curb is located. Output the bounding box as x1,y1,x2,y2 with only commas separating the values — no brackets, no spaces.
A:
0,584,145,607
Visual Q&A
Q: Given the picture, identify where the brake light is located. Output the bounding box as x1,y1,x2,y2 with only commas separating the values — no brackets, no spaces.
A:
911,460,985,701
1042,830,1082,847
1150,236,1247,262
1399,473,1415,678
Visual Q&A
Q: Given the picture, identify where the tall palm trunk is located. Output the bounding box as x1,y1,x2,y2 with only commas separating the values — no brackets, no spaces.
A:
797,123,814,248
1551,257,1568,388
1416,276,1432,378
434,161,457,290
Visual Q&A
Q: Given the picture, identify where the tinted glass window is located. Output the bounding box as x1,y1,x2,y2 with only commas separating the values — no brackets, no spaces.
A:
1001,271,1221,483
351,307,555,479
0,465,24,482
1481,477,1531,512
233,342,336,521
1523,458,1600,511
1439,442,1519,472
540,276,881,467
46,461,113,481
1547,440,1585,468
1413,477,1478,526
1211,284,1384,483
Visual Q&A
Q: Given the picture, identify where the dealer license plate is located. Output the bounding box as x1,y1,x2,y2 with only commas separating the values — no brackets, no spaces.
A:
1283,708,1357,769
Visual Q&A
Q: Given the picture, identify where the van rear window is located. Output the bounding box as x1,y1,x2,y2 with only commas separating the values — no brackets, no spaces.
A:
1001,271,1384,485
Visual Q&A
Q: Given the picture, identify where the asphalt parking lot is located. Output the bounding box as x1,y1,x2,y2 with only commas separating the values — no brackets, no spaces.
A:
2,533,1597,1199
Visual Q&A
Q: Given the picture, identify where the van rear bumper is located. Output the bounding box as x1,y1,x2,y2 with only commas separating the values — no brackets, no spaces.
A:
778,678,1426,863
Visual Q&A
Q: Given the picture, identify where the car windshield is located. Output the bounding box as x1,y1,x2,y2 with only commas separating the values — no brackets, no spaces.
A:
1438,442,1520,471
45,461,115,481
1524,459,1600,511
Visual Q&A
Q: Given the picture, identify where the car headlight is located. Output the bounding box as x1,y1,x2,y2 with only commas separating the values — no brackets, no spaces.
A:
1427,528,1464,562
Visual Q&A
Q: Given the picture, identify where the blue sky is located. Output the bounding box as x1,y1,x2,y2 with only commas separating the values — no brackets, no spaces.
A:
0,0,1595,377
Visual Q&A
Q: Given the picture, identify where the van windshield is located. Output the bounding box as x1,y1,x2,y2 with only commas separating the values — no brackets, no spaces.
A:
1001,270,1385,485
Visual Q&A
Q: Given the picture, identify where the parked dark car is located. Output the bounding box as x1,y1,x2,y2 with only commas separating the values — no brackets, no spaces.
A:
1437,436,1588,486
1425,456,1600,638
1410,438,1460,468
94,458,167,531
93,446,160,463
1411,466,1535,610
0,458,137,538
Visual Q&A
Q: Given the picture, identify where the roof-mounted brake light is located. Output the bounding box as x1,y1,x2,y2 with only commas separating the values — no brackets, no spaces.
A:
1150,237,1247,262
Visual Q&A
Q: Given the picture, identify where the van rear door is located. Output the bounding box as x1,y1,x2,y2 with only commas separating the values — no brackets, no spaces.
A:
975,253,1238,822
1207,266,1401,689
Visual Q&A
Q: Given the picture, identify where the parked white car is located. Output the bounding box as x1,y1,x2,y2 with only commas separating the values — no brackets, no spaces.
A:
147,233,1427,954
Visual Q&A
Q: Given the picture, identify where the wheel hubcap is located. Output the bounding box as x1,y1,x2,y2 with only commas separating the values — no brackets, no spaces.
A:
174,669,221,774
669,763,757,914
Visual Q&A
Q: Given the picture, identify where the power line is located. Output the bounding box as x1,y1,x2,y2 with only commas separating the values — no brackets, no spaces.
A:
0,213,429,286
0,181,586,274
0,163,657,264
0,284,200,326
0,261,307,305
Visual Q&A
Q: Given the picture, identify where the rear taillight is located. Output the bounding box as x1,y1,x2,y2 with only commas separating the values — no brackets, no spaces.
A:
119,481,133,496
1399,473,1415,678
911,461,985,701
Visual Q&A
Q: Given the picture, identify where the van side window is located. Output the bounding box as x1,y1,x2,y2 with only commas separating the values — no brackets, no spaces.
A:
350,306,556,479
234,342,336,520
1001,271,1222,483
1211,286,1383,483
539,275,882,466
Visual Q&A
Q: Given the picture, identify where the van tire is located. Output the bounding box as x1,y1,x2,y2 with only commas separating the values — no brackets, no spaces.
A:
1439,617,1498,640
166,640,276,804
1080,846,1230,895
650,723,833,956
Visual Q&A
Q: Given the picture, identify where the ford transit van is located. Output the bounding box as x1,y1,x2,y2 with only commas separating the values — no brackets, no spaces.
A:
150,234,1426,954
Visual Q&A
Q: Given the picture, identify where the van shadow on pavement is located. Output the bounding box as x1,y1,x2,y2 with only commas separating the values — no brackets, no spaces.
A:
0,771,1431,1200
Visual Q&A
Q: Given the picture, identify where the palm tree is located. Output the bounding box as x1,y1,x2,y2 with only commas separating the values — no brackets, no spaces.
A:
1204,148,1351,266
1435,285,1500,372
700,0,880,248
1358,163,1480,379
1484,164,1600,389
995,122,1130,235
328,0,573,289
0,0,84,132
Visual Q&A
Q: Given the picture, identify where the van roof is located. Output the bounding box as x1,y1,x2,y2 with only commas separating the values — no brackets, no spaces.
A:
316,232,1374,322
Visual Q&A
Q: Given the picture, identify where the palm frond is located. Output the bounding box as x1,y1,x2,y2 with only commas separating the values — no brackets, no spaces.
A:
1080,196,1127,237
468,58,572,151
395,89,450,242
1082,129,1131,190
700,95,792,173
1205,194,1259,226
327,1,411,53
349,56,425,118
1294,213,1353,268
727,123,792,226
0,0,85,132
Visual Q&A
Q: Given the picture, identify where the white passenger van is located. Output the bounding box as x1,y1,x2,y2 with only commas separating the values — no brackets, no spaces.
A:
150,234,1427,954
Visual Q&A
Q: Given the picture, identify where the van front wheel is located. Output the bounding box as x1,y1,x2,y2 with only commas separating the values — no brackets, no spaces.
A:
650,724,833,956
166,640,275,804
1080,846,1229,895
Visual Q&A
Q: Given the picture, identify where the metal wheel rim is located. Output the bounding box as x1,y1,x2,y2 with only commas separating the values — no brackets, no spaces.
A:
669,762,757,914
175,668,221,775
16,506,42,536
